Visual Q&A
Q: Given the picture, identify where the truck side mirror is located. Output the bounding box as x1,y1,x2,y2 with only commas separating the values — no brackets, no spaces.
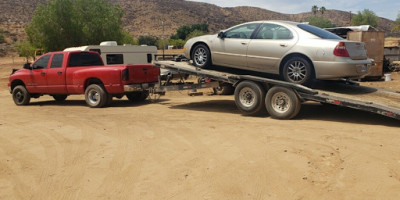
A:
23,63,31,69
218,31,226,39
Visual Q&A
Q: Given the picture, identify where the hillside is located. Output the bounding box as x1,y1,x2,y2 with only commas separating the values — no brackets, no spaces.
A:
0,0,398,55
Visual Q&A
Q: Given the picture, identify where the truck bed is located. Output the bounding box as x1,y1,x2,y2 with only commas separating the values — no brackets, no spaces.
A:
154,61,400,120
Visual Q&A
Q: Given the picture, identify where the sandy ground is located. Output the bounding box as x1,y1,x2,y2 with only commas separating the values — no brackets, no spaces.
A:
0,57,400,200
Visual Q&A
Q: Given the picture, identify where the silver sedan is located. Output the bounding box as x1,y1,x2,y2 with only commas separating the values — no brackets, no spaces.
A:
183,20,371,85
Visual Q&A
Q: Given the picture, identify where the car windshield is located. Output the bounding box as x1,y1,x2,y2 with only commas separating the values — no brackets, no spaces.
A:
297,24,342,39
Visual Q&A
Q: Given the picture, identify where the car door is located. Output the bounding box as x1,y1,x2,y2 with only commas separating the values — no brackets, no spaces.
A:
247,23,297,73
29,54,51,93
212,23,261,69
46,53,67,93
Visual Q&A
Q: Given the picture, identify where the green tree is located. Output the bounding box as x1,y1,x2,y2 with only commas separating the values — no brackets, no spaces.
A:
138,35,158,46
186,30,207,40
312,5,319,15
170,24,209,40
320,6,326,15
392,13,400,32
25,0,132,51
307,16,335,28
15,41,36,62
168,39,185,49
351,9,378,27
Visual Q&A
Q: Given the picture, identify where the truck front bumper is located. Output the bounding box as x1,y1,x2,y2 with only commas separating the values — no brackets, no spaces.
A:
124,82,157,92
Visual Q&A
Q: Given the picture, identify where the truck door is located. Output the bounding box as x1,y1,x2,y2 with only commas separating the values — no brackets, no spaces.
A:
46,53,67,93
29,54,51,93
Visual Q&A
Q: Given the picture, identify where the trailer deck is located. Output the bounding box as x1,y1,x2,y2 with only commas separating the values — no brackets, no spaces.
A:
154,61,400,120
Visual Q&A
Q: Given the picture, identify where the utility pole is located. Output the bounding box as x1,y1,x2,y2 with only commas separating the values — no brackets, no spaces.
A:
162,21,165,60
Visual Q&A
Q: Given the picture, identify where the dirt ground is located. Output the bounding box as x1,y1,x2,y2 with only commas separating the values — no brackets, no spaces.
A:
1,57,400,200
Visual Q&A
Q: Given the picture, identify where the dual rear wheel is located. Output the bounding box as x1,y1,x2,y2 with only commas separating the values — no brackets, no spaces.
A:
234,81,301,119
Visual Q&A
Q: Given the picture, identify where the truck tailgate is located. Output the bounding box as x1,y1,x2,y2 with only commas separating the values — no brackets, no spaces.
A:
126,64,160,83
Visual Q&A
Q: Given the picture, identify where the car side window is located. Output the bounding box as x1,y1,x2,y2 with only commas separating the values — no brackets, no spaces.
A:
225,23,260,39
32,54,51,69
50,54,64,68
255,24,293,40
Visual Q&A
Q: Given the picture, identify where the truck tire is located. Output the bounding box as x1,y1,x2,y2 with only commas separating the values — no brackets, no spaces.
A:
85,84,108,108
192,44,211,69
52,95,68,102
12,85,31,106
126,91,149,102
234,81,266,115
265,86,301,119
213,83,234,95
282,56,313,85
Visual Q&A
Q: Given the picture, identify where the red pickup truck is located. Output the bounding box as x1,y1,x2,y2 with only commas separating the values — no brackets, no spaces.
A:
8,51,160,107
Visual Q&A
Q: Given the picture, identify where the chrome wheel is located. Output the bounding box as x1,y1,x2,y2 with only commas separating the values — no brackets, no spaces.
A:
287,61,307,82
271,92,291,114
88,89,100,105
238,87,256,108
194,47,207,66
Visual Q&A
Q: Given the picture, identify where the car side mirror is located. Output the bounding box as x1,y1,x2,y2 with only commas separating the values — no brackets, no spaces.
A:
23,63,31,69
218,31,226,39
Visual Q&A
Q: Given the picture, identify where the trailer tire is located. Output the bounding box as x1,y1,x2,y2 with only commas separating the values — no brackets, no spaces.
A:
265,86,301,119
12,85,31,106
126,91,149,102
234,81,266,115
85,84,107,108
192,44,211,69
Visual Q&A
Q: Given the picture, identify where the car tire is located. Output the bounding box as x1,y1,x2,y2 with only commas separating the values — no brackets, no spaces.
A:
126,91,149,102
12,85,31,106
234,81,266,115
192,44,211,69
282,57,313,85
52,95,68,102
265,86,301,119
85,84,107,108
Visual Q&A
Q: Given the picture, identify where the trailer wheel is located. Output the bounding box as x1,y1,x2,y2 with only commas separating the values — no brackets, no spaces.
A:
192,44,211,69
126,91,149,102
12,85,31,106
234,81,266,115
213,83,234,95
52,95,68,102
265,86,301,119
85,84,107,108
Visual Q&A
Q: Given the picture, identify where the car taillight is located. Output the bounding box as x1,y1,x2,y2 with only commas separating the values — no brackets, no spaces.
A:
122,68,129,81
333,42,350,57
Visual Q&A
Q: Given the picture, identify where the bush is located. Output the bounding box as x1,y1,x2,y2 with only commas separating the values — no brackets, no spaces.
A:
351,9,378,27
306,16,335,28
138,35,158,46
15,41,35,62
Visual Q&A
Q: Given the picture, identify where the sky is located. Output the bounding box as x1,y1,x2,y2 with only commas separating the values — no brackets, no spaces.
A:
188,0,399,21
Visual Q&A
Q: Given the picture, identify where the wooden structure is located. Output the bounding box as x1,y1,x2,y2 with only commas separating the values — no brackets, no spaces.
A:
347,31,385,78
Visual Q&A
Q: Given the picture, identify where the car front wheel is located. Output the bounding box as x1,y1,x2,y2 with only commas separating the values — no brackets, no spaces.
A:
192,44,211,69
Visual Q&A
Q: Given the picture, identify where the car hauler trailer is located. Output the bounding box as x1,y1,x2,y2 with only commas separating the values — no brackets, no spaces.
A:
153,60,400,120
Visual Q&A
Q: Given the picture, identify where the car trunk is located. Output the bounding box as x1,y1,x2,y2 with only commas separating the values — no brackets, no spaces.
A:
343,41,368,60
126,64,160,83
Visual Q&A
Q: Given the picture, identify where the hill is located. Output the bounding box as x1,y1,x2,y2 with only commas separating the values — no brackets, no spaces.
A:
0,0,398,55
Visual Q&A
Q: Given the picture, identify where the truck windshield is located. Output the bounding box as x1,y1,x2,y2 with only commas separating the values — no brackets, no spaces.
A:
68,52,103,67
